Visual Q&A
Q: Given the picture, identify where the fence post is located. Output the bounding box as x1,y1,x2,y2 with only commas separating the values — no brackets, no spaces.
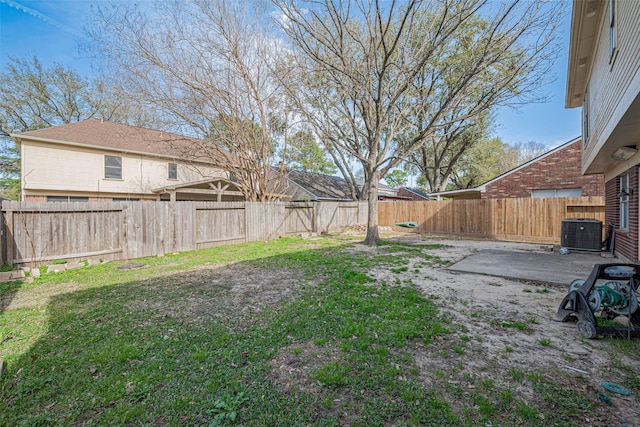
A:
3,202,13,266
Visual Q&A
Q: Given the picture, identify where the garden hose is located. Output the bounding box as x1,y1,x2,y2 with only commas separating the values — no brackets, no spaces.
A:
568,279,638,314
601,382,632,396
596,284,628,308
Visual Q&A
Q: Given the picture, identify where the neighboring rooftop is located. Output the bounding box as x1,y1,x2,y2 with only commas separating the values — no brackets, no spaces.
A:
11,119,217,163
399,187,432,200
286,170,355,201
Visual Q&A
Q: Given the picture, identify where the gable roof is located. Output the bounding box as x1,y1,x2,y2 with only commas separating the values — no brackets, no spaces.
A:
285,171,401,201
354,178,397,197
286,170,354,201
11,118,217,164
431,137,582,198
400,187,432,200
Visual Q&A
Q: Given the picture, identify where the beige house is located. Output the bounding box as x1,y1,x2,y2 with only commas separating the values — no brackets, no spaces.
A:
11,119,245,202
567,0,640,261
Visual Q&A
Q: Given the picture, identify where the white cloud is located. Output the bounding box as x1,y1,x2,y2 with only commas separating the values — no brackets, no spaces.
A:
1,0,84,38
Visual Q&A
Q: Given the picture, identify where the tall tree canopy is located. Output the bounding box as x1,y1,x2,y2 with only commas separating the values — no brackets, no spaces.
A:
384,169,409,189
408,111,492,192
448,137,510,190
88,0,293,201
412,137,550,192
285,130,337,174
277,0,562,244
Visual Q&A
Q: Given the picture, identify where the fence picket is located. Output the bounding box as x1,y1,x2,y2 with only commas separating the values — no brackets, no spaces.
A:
378,197,605,243
0,201,366,266
0,197,604,266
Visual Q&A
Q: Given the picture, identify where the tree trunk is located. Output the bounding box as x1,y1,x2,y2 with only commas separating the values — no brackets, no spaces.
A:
363,172,380,245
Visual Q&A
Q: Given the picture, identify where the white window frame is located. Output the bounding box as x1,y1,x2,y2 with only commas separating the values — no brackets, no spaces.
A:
104,155,122,180
620,173,629,230
531,188,583,199
47,196,89,202
168,163,178,180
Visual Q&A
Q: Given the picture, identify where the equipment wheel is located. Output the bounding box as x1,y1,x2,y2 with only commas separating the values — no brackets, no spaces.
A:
569,280,601,311
587,290,602,312
569,279,585,292
576,320,597,339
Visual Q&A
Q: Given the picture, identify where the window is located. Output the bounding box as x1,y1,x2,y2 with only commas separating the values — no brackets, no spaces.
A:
112,198,139,202
105,155,122,179
619,174,629,230
47,196,89,202
168,163,177,180
609,0,616,64
531,188,582,199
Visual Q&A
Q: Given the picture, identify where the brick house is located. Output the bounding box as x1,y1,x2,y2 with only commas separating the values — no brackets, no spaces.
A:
431,137,605,200
396,187,432,201
566,0,640,262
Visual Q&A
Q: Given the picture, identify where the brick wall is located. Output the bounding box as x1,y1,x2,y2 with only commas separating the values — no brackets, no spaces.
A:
397,188,430,201
88,197,116,202
482,139,605,199
606,167,639,262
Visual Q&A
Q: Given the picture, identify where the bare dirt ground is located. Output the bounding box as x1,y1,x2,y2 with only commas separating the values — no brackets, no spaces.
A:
373,234,640,426
263,233,640,425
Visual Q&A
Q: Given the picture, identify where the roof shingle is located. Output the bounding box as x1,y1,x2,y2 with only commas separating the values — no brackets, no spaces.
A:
12,118,212,162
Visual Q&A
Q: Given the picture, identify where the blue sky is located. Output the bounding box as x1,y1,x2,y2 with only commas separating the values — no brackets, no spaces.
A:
0,0,581,148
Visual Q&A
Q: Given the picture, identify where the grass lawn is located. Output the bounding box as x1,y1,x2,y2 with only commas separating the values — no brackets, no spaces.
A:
0,235,635,425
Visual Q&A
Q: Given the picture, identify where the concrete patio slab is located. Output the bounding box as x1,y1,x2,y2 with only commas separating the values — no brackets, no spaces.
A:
448,248,616,286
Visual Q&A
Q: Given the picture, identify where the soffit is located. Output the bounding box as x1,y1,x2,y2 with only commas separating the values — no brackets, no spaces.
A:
566,0,603,108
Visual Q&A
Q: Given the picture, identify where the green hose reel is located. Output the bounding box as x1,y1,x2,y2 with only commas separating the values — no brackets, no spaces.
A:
568,279,638,315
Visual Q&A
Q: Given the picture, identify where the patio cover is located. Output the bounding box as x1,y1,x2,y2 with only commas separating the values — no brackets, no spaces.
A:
152,177,245,202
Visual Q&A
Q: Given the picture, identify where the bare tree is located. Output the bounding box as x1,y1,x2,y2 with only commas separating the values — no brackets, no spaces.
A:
87,0,292,201
277,0,562,244
447,136,507,190
409,110,492,192
510,141,549,163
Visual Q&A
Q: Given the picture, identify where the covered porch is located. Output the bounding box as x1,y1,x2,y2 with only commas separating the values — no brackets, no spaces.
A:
153,178,246,202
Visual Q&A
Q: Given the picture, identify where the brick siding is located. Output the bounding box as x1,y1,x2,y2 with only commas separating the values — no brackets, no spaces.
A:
482,139,605,199
606,166,639,262
396,188,430,201
23,195,46,202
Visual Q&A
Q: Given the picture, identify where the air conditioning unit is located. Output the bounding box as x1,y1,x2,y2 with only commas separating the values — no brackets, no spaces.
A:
561,218,602,251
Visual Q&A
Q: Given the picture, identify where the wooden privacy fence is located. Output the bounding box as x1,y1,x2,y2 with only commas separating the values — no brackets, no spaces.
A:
1,201,367,266
0,197,606,265
378,196,606,244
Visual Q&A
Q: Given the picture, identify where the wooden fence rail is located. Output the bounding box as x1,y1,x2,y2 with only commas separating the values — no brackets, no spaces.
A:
378,196,606,244
0,196,606,266
1,201,367,266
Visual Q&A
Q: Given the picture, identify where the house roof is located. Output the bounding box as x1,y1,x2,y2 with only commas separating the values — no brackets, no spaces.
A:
354,178,397,197
285,171,401,201
286,170,354,201
431,137,582,199
430,188,481,199
11,118,218,164
400,187,432,200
